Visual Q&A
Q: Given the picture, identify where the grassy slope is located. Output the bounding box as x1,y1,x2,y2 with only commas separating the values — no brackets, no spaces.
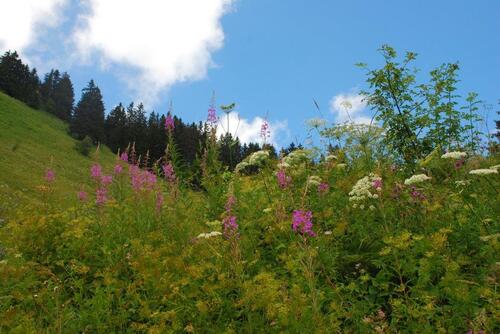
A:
0,92,115,207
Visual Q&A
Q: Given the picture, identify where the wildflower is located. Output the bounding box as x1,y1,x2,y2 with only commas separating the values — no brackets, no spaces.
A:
91,164,102,179
165,113,175,131
162,163,176,182
410,186,426,201
307,175,322,187
225,195,236,212
197,231,223,239
248,150,269,166
318,182,329,194
291,210,316,237
336,163,347,170
372,177,383,192
489,164,500,171
95,188,107,206
207,107,218,124
223,215,238,238
454,159,465,170
306,118,327,129
280,150,309,168
235,161,249,173
263,207,273,213
260,119,270,143
404,174,431,185
369,205,376,211
120,152,129,162
441,151,467,159
101,175,113,186
349,174,381,206
156,191,164,213
114,164,123,174
45,169,55,183
77,190,88,202
469,168,498,175
455,180,470,187
324,230,332,235
325,154,337,163
276,168,291,189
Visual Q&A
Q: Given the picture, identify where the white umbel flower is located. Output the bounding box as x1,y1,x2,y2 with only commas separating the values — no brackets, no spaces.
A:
349,174,381,206
197,231,223,239
441,151,467,159
404,174,431,185
248,150,269,166
469,169,498,176
489,164,500,171
307,175,322,187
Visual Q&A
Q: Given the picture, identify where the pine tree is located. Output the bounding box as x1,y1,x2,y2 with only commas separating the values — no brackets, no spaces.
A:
70,80,105,143
0,51,40,108
105,103,128,153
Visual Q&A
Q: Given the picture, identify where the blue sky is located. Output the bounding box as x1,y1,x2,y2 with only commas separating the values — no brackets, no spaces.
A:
1,0,499,148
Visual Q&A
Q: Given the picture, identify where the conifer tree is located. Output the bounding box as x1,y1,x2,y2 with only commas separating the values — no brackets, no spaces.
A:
70,80,105,143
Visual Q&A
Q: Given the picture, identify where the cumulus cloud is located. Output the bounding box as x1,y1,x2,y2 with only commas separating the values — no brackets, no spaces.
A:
329,92,372,124
216,112,288,146
73,0,234,104
0,0,67,54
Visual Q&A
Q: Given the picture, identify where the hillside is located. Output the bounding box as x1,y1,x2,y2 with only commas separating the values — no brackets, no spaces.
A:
0,92,115,209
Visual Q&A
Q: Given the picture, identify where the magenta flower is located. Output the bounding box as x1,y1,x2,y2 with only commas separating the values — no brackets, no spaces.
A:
223,215,238,238
45,169,55,183
207,107,217,124
162,163,176,182
120,152,128,162
165,113,175,131
372,178,383,191
78,190,88,202
225,195,236,212
292,210,316,237
454,159,464,170
95,188,107,206
260,119,270,142
91,164,102,179
318,182,329,194
101,175,113,186
114,164,123,174
276,169,291,189
410,186,426,201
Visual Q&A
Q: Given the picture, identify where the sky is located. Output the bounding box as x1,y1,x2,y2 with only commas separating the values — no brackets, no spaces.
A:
0,0,499,148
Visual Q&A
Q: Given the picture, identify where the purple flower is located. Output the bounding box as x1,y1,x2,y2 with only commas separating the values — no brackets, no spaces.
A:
292,210,316,237
78,190,88,202
454,159,464,170
114,164,123,174
223,215,238,238
260,119,270,142
276,169,291,189
101,175,113,186
120,152,128,162
91,164,102,179
96,188,107,206
318,182,329,194
162,163,176,182
372,178,383,191
165,113,175,131
410,186,426,201
225,195,236,212
45,169,55,183
207,107,217,124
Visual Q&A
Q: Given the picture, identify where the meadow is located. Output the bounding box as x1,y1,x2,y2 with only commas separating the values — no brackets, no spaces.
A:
0,93,498,333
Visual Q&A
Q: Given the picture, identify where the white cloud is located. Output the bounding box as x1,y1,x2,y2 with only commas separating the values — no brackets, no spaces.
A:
0,0,67,54
73,0,235,105
329,92,372,124
216,112,288,147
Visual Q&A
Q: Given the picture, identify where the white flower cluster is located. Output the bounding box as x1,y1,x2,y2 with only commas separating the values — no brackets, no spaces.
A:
325,154,338,163
349,174,381,207
197,231,223,239
307,175,322,187
404,174,431,185
235,150,269,172
488,164,500,171
469,169,498,176
306,118,327,128
248,150,270,166
278,149,309,169
336,163,347,170
441,151,467,160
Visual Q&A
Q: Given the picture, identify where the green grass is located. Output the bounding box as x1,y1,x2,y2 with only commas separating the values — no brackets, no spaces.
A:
0,92,115,207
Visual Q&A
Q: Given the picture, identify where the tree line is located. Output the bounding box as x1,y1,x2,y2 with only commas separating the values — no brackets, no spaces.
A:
0,50,288,172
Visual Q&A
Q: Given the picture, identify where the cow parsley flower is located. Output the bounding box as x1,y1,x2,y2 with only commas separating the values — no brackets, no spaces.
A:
248,150,269,166
404,174,431,185
441,151,467,159
306,118,327,129
489,164,500,171
307,175,322,187
469,168,498,175
349,174,382,206
279,150,309,168
197,231,223,239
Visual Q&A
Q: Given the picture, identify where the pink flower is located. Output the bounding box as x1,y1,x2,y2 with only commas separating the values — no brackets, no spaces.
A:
292,210,316,237
454,159,464,170
162,163,176,182
114,164,123,174
372,178,383,191
276,169,291,189
120,152,128,162
101,175,113,186
45,169,55,183
260,119,270,142
95,188,107,206
165,114,175,131
225,195,236,212
78,190,88,202
207,107,217,124
223,215,238,238
318,182,329,194
91,164,102,179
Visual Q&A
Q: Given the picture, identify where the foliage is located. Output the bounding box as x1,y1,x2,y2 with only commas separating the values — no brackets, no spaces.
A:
74,136,94,157
359,45,483,165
